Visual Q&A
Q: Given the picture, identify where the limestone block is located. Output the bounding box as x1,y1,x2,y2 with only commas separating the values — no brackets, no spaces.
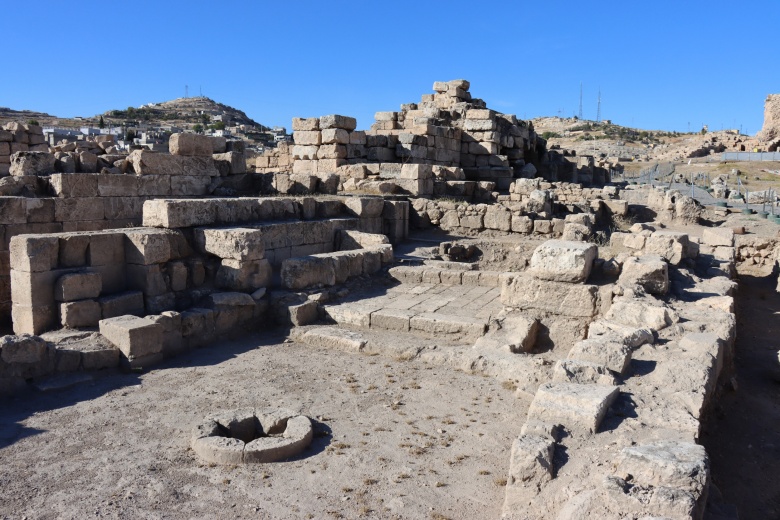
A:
400,163,433,180
142,199,217,229
99,315,163,360
343,197,385,218
603,199,628,216
78,151,98,173
99,291,144,319
483,206,512,231
506,433,555,488
293,131,321,146
209,292,256,331
54,272,102,302
137,175,171,196
552,359,617,385
87,232,125,267
501,274,599,317
292,145,319,160
10,269,60,306
0,334,49,364
615,441,709,496
291,117,318,131
0,197,28,224
212,151,246,175
97,174,139,197
9,151,56,176
281,256,335,290
567,339,631,375
123,229,174,265
586,320,654,349
370,308,414,332
103,197,143,221
605,298,676,331
618,255,669,295
474,313,539,353
181,308,215,345
129,150,219,177
527,382,620,435
702,227,734,247
216,259,272,292
10,235,58,272
319,115,357,131
337,230,389,251
194,227,265,261
646,231,689,265
511,215,533,233
528,240,597,283
409,313,486,339
169,133,214,156
59,300,101,328
465,109,495,120
320,128,349,145
126,264,168,296
12,304,56,335
170,175,210,196
287,300,319,326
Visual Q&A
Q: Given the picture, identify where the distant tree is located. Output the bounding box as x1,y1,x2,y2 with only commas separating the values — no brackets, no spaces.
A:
193,124,204,134
27,119,40,126
700,128,707,135
209,121,225,131
201,114,211,124
99,116,105,129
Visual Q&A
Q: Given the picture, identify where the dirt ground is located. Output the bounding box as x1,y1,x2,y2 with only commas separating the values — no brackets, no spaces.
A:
0,330,526,520
700,273,780,519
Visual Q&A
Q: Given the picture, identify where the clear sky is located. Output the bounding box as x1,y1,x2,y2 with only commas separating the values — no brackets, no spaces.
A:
3,1,778,135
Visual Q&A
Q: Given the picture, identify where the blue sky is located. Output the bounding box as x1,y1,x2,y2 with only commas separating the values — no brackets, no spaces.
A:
3,1,778,134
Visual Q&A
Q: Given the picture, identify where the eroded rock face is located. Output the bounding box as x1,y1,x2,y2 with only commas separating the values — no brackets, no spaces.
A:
9,151,55,176
758,93,780,142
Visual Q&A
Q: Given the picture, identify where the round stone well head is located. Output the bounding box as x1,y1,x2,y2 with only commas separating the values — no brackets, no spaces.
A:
191,408,313,464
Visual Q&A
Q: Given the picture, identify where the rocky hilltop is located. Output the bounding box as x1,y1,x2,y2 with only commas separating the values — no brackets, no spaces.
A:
757,94,780,143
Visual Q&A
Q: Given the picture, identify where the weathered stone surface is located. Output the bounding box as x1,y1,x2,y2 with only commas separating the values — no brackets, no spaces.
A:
59,300,101,328
142,199,217,228
528,240,597,283
10,235,59,273
587,320,654,349
618,255,669,295
616,440,709,496
0,334,48,364
54,272,102,302
474,313,539,353
99,315,162,361
567,338,631,375
99,291,144,319
9,151,56,176
194,227,265,261
123,229,174,265
605,298,676,331
502,433,555,514
319,115,357,131
501,274,599,318
129,150,218,176
551,359,617,386
169,133,214,156
701,227,734,247
645,231,689,265
526,382,619,435
281,256,335,290
216,259,272,292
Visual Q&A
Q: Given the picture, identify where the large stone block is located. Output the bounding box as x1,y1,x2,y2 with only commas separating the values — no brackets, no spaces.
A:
99,315,163,360
54,272,102,302
605,298,676,331
527,382,619,435
291,117,319,131
9,151,56,176
645,231,689,265
501,273,599,318
293,131,321,146
54,198,105,221
618,255,669,295
551,359,617,385
567,338,631,375
212,151,246,175
12,304,56,335
123,229,174,265
142,199,217,228
215,259,271,291
10,235,59,272
60,300,101,328
702,227,734,247
97,174,139,197
281,256,335,290
0,334,49,364
169,133,214,156
49,173,99,197
474,313,538,353
319,115,357,131
99,291,144,319
170,175,211,196
194,227,265,261
528,240,597,283
129,150,219,177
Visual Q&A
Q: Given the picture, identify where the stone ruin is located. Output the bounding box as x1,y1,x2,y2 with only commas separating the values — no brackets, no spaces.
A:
0,80,772,519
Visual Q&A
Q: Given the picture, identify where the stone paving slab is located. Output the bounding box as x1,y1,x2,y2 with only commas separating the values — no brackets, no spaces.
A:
323,282,502,338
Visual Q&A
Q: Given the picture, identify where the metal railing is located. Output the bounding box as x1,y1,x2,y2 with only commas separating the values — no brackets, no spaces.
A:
722,152,780,162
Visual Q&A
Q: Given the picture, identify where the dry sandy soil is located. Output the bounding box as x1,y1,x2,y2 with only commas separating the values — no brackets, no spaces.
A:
0,329,526,520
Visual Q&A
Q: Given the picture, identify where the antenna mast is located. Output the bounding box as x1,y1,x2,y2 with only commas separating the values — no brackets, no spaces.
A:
578,82,583,119
596,88,601,123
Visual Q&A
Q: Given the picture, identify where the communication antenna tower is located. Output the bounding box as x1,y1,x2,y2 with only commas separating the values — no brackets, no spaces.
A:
578,82,583,119
596,88,601,123
185,85,189,98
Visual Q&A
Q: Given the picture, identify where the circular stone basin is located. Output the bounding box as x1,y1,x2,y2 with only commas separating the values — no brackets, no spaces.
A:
191,408,313,464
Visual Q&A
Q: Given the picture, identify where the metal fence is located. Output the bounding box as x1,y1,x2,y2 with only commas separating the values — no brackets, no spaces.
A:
722,152,780,162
